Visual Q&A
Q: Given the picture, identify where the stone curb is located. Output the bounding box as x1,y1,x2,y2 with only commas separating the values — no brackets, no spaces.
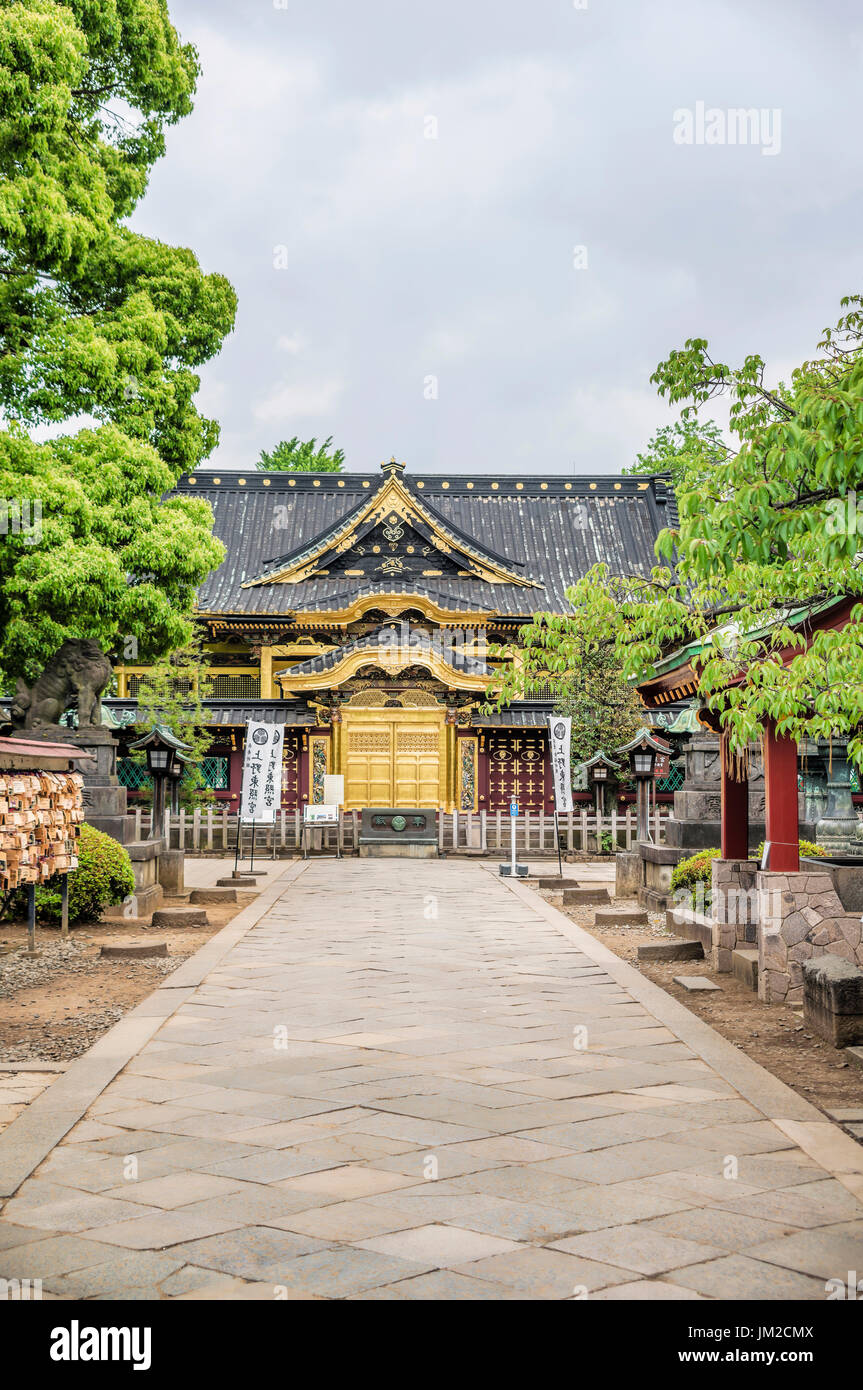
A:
498,870,863,1204
0,858,308,1199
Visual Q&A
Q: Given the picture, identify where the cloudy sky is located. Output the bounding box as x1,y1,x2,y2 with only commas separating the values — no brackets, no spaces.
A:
133,0,863,476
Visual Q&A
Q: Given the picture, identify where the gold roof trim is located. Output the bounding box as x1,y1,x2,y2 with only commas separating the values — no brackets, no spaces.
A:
241,471,538,589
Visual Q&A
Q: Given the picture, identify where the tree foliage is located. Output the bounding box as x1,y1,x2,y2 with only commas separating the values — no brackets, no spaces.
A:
490,621,643,766
256,436,345,473
131,638,215,807
562,295,863,766
0,0,236,684
623,416,728,485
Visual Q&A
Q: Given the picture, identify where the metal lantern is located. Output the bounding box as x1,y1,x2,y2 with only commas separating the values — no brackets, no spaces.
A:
616,728,668,843
582,751,620,821
128,724,192,840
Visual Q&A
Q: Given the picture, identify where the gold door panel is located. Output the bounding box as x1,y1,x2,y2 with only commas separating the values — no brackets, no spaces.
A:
343,710,443,809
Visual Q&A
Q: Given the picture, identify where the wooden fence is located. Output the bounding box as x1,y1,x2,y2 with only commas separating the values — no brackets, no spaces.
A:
132,806,671,857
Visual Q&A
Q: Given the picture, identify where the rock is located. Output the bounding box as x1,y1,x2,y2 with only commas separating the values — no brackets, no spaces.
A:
638,939,704,962
672,975,721,992
216,876,256,888
151,907,209,928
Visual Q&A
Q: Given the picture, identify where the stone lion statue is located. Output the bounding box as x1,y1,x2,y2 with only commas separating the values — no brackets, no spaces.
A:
10,639,113,731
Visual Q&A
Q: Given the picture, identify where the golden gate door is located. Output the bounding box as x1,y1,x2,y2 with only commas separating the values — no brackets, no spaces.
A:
394,721,442,807
344,723,392,808
343,710,443,809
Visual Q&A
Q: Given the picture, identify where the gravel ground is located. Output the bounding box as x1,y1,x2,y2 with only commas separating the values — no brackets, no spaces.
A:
0,938,182,1064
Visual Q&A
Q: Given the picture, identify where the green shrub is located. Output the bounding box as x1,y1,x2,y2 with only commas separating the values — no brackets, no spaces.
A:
11,824,135,927
671,840,828,911
599,831,617,855
754,839,826,862
670,849,721,911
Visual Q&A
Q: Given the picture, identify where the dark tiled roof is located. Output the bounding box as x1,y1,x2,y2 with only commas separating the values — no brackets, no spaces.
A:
103,700,316,728
177,469,674,620
473,707,552,727
277,624,493,679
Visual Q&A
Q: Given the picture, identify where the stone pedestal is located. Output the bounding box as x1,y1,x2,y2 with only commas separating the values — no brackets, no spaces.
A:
665,733,768,854
158,849,185,897
803,954,863,1047
711,858,759,971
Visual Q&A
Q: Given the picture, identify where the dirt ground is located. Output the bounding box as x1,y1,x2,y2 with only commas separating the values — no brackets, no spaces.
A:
564,900,863,1120
0,894,254,1064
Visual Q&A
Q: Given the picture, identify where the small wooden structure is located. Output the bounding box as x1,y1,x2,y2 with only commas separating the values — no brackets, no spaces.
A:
0,737,92,950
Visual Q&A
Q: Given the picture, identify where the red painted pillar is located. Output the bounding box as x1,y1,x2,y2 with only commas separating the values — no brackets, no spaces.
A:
763,720,799,871
720,731,749,859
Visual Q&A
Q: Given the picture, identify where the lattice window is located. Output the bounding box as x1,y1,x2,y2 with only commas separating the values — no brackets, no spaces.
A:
396,733,439,752
200,756,229,790
656,763,685,792
211,674,260,698
349,732,390,751
118,758,151,790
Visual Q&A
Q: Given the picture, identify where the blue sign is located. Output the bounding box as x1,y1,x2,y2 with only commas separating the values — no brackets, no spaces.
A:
510,801,519,817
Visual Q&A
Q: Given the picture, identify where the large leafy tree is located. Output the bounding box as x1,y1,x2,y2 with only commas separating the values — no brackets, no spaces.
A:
491,625,643,767
0,0,236,684
256,435,345,473
563,295,863,766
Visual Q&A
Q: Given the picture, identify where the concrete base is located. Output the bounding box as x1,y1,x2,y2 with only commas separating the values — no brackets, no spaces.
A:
732,948,759,990
499,863,529,877
126,838,164,917
359,844,438,859
665,905,714,956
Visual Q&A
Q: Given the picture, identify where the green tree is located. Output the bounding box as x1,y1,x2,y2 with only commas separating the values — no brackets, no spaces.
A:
623,416,729,484
0,0,236,685
256,436,345,472
131,639,215,808
490,623,643,767
559,294,863,766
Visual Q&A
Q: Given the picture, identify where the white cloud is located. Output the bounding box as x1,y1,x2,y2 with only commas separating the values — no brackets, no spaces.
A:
253,377,344,424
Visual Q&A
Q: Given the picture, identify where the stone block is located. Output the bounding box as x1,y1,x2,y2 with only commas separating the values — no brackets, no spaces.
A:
189,887,238,905
562,887,612,906
672,974,721,991
217,876,257,888
614,851,641,898
151,907,209,929
158,849,185,897
802,953,863,1047
100,941,168,960
594,907,649,926
732,949,759,989
638,939,703,962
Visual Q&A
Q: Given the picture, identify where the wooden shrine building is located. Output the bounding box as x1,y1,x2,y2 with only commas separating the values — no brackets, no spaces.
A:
111,459,675,813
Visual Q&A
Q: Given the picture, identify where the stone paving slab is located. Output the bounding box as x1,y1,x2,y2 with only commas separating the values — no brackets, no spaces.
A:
0,858,861,1300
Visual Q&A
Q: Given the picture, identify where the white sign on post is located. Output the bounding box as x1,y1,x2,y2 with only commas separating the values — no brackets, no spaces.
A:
304,804,339,825
240,722,284,825
547,716,573,813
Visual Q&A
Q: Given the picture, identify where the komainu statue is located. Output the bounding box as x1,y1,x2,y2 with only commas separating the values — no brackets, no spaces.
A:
10,639,113,731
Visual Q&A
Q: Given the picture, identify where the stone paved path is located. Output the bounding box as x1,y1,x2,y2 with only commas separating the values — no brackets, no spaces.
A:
1,860,862,1300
